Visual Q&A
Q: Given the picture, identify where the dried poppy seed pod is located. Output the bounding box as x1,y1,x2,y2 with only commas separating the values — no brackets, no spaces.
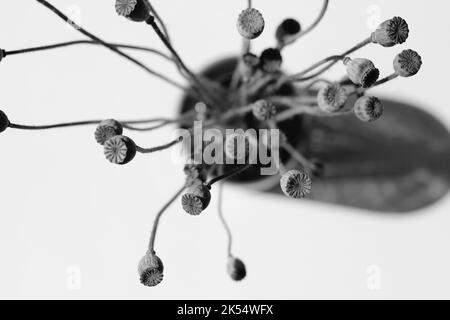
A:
260,48,283,73
276,18,302,47
181,183,211,216
0,49,5,63
225,133,256,162
138,253,164,287
103,135,137,165
94,119,123,145
280,170,312,199
237,8,265,40
354,96,384,122
251,100,277,121
115,0,152,22
317,83,349,113
343,57,380,88
371,17,409,47
393,49,422,77
0,110,10,133
227,256,246,281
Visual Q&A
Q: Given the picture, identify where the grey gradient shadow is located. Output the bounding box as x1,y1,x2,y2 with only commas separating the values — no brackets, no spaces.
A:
268,100,450,213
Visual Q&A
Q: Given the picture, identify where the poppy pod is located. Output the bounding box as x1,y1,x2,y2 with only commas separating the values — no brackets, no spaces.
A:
237,8,265,40
371,17,409,47
0,110,10,133
227,256,247,281
115,0,152,22
393,49,422,77
275,18,301,47
280,170,312,199
181,183,211,216
260,48,283,73
317,83,349,113
103,135,137,165
343,58,380,88
354,96,384,122
251,100,277,121
138,253,164,287
94,119,123,145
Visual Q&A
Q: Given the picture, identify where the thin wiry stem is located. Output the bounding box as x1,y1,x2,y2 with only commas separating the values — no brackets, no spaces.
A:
218,183,233,257
147,1,171,43
296,0,329,40
206,164,252,187
8,120,100,130
4,40,174,62
35,0,187,92
148,185,186,255
358,73,399,93
145,17,218,106
136,136,183,154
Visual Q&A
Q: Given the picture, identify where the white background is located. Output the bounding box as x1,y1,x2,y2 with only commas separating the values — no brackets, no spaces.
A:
0,0,449,299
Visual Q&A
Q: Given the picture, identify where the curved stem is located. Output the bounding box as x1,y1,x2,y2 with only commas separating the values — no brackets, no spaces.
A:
136,136,183,154
147,2,171,44
296,0,329,40
35,0,186,92
4,40,174,62
218,183,233,257
148,185,186,254
206,164,252,187
8,120,100,130
145,17,217,106
358,73,399,93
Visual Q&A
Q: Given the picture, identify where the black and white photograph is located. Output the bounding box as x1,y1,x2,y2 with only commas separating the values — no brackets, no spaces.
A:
0,0,449,305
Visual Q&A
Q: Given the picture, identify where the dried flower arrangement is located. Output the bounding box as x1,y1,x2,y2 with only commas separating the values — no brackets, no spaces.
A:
0,0,423,287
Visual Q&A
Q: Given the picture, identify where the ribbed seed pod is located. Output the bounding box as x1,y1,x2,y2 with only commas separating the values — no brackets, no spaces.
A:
237,8,265,40
103,135,137,165
115,0,151,22
275,18,301,47
181,183,211,216
343,58,380,88
251,100,277,121
280,170,312,199
138,253,164,287
354,96,384,122
371,17,409,47
0,110,10,133
94,119,123,145
393,49,422,77
227,256,247,281
317,83,349,113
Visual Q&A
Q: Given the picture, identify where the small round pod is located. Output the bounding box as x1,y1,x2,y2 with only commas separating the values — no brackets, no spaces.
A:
343,58,380,88
259,48,283,73
181,183,211,216
138,253,164,287
0,110,10,133
0,49,5,63
280,170,312,199
103,135,137,165
354,96,384,122
317,83,349,113
371,16,409,47
115,0,152,22
95,119,123,145
275,18,302,47
251,100,277,121
393,49,422,77
237,8,265,40
227,256,247,281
